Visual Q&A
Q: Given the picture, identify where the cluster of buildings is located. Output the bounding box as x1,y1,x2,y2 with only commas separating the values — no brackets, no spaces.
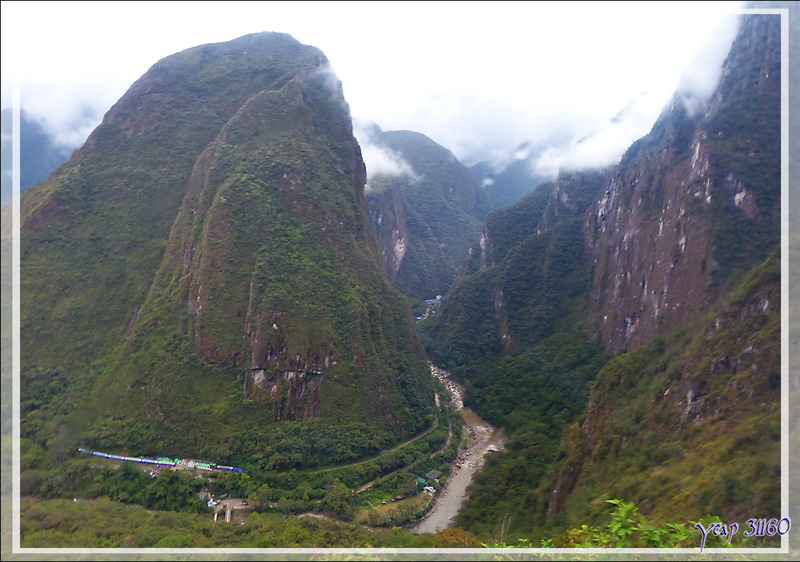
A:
415,295,442,322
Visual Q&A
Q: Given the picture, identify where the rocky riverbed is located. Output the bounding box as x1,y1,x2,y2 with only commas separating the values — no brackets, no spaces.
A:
410,365,506,534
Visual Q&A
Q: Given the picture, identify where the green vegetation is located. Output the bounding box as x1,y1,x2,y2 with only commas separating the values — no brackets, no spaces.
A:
701,18,781,290
551,250,780,525
12,14,784,553
421,15,781,544
21,399,462,530
18,33,435,509
450,248,781,542
20,493,773,550
482,499,765,549
366,128,491,300
420,170,611,539
20,496,383,548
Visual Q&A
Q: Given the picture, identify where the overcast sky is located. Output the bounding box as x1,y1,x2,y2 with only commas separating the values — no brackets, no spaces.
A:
2,1,749,179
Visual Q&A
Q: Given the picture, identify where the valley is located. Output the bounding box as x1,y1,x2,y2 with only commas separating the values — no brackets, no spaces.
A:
411,402,505,534
58,362,495,535
410,363,506,534
5,8,789,555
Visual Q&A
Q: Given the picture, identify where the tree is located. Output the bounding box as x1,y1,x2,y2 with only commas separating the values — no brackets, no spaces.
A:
297,481,312,503
322,478,354,520
277,496,295,517
398,472,418,497
247,483,272,511
431,527,483,548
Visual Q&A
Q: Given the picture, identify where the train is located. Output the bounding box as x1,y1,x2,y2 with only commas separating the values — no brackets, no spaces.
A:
215,465,247,472
77,448,246,472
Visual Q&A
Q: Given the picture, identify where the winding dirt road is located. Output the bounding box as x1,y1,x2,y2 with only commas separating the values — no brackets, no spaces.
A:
309,419,439,474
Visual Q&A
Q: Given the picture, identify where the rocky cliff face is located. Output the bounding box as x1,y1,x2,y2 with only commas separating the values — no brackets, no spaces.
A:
584,13,781,353
457,22,781,356
543,248,781,527
538,16,783,524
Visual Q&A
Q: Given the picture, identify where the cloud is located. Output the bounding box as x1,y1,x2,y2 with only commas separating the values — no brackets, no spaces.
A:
532,92,671,176
18,74,126,148
352,90,577,171
309,61,346,99
1,1,747,183
676,13,742,115
352,119,416,190
359,143,415,179
530,13,742,177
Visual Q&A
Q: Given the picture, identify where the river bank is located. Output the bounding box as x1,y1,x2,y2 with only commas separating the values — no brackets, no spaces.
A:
410,365,506,534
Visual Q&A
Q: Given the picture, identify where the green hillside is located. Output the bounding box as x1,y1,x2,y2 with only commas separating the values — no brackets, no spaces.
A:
366,128,491,301
456,249,780,542
19,33,434,478
7,10,788,553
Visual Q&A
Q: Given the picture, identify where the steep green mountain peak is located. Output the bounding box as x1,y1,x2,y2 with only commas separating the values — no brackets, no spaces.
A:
586,13,780,353
20,32,434,465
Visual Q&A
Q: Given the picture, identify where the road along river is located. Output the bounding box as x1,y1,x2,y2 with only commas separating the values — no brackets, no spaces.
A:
410,364,506,535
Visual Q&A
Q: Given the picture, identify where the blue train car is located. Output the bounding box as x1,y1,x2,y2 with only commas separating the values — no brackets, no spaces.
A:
78,448,232,471
214,465,246,473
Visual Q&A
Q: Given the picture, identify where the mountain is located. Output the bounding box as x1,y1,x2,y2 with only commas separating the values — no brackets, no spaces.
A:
421,12,782,539
365,127,491,301
471,145,555,210
540,247,781,536
17,32,435,471
587,12,781,353
1,108,73,207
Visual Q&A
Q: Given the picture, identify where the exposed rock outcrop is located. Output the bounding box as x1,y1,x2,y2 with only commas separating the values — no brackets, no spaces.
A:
583,13,780,353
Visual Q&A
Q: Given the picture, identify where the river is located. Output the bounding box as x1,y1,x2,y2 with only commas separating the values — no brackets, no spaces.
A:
410,365,506,534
